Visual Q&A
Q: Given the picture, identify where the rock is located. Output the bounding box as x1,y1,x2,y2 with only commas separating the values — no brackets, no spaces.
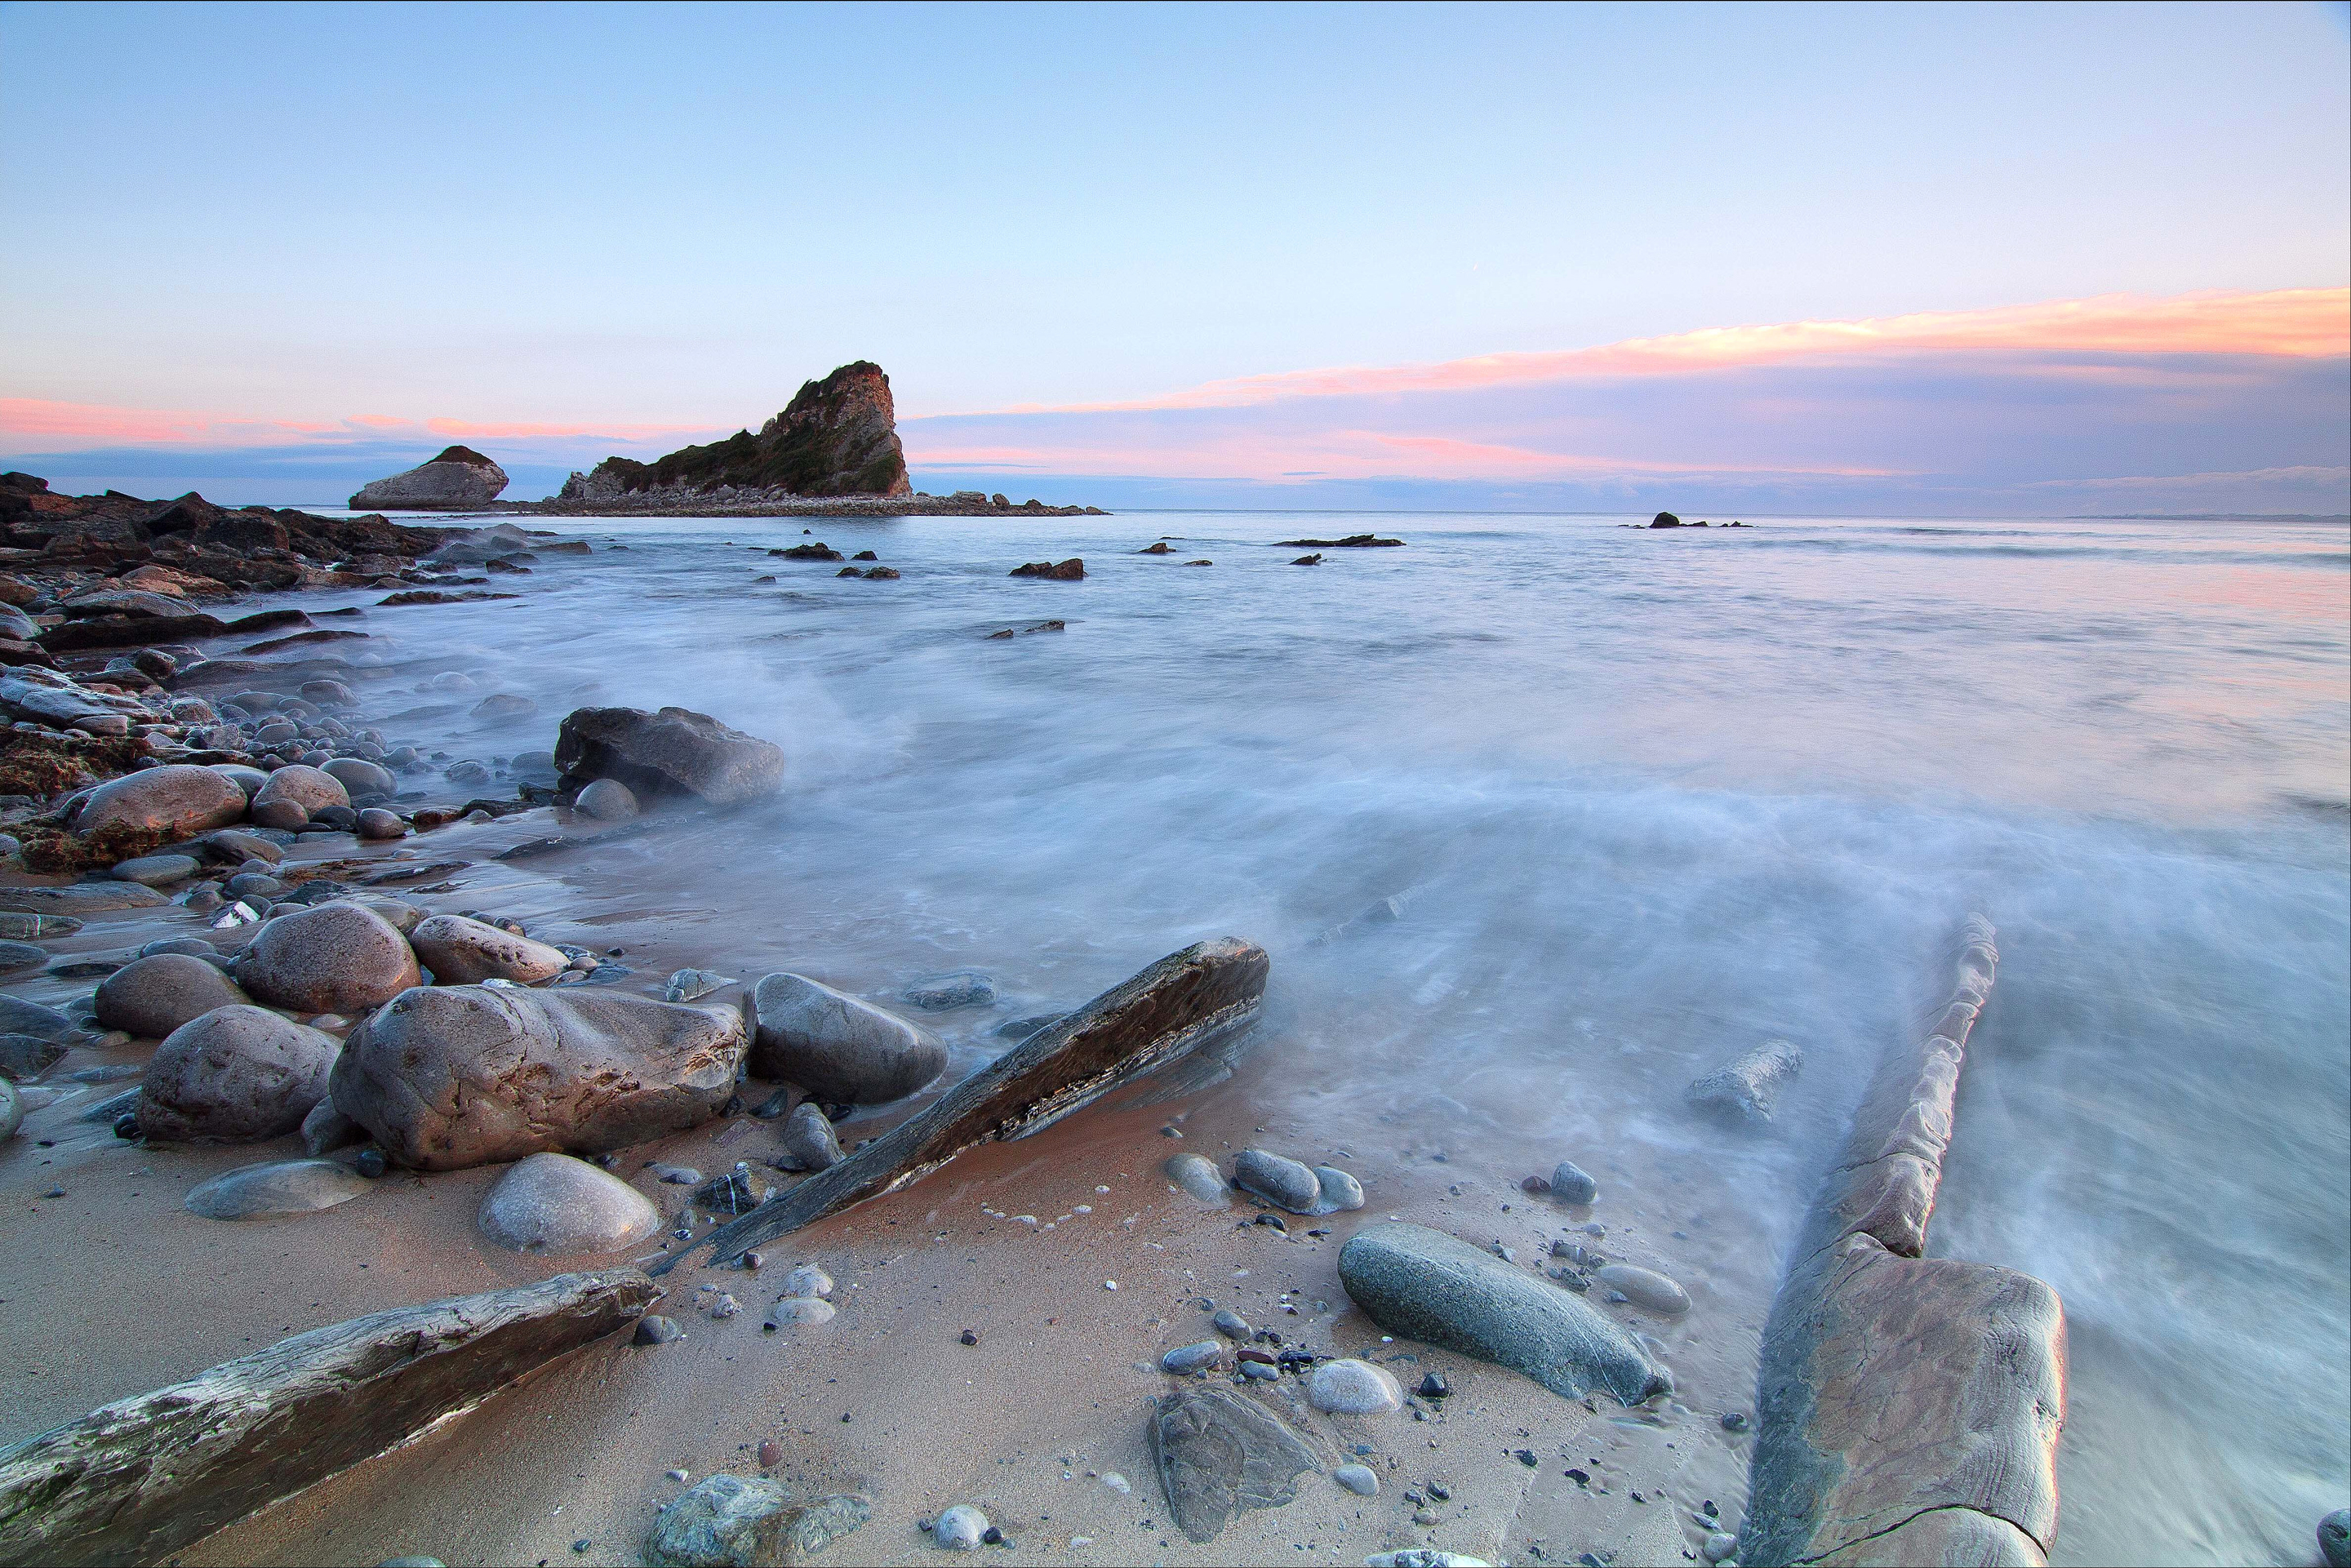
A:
779,1263,832,1299
567,362,910,504
644,1474,870,1568
1687,1038,1802,1122
1308,1359,1402,1415
357,808,406,839
1162,1342,1224,1375
349,446,509,510
901,969,993,1010
109,854,200,886
1594,1264,1689,1315
2322,1510,2351,1568
94,953,249,1037
0,883,169,915
748,973,946,1104
676,938,1267,1267
478,1153,662,1254
665,968,732,1003
1364,1554,1491,1567
634,1314,685,1346
1008,559,1084,580
0,995,82,1045
1703,1531,1739,1564
1233,1148,1321,1213
1336,1223,1669,1406
330,985,746,1170
73,764,248,838
472,693,536,722
322,757,397,799
236,902,421,1015
0,942,37,975
1651,512,1683,527
1166,1152,1230,1203
1149,1386,1318,1544
575,777,639,820
776,1102,844,1170
763,1296,835,1329
1313,1165,1366,1212
409,914,567,986
1334,1464,1379,1496
0,913,79,939
0,1268,656,1565
1550,1160,1599,1204
1289,553,1323,566
1211,1308,1251,1339
933,1504,989,1551
555,706,784,805
300,1097,364,1155
251,764,350,822
694,1167,768,1215
137,1006,340,1142
184,1158,372,1220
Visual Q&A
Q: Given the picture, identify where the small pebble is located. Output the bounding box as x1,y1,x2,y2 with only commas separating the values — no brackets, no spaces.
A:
961,1329,980,1346
758,1439,782,1468
1721,1411,1749,1433
1335,1464,1379,1496
1416,1371,1451,1399
1212,1308,1251,1339
633,1315,683,1346
1550,1160,1600,1205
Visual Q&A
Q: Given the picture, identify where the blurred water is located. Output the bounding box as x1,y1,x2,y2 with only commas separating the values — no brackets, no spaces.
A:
312,508,2347,1563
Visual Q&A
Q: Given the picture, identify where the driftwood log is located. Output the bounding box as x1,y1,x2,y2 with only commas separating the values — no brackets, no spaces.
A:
663,936,1268,1273
1744,917,2067,1567
0,1267,656,1566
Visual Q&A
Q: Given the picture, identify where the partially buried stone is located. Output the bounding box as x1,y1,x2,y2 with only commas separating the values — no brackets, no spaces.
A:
1166,1152,1230,1203
1211,1308,1251,1339
1233,1148,1321,1214
408,914,567,986
184,1158,371,1220
1309,1359,1402,1415
554,706,784,806
633,1314,684,1346
478,1152,661,1253
96,953,249,1038
2319,1508,2349,1568
1335,1464,1379,1496
763,1296,835,1329
749,972,946,1104
933,1504,988,1551
138,1006,340,1143
235,902,421,1015
1594,1263,1690,1315
901,969,993,1011
665,968,731,1003
643,1474,869,1568
1550,1160,1599,1205
1687,1037,1802,1122
776,1102,844,1171
1149,1385,1318,1544
779,1263,832,1299
1162,1341,1224,1375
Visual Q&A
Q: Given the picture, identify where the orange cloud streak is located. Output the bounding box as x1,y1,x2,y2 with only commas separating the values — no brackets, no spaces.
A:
0,397,722,451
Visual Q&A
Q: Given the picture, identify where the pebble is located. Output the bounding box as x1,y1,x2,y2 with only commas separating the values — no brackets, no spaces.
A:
1240,1360,1278,1380
633,1314,684,1346
1594,1263,1691,1315
1550,1160,1600,1205
1704,1532,1740,1563
1335,1464,1379,1496
933,1505,988,1550
478,1153,660,1253
664,967,731,1002
705,1292,739,1320
1162,1341,1224,1375
1309,1358,1403,1415
763,1296,836,1329
1165,1151,1230,1203
1416,1371,1451,1399
1212,1308,1251,1339
1313,1164,1367,1212
110,854,200,886
780,1263,833,1299
1233,1148,1322,1212
1720,1411,1749,1433
1101,1472,1131,1495
652,1163,703,1184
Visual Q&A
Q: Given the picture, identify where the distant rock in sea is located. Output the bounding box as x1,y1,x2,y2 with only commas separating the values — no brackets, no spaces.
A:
348,446,509,511
559,361,913,504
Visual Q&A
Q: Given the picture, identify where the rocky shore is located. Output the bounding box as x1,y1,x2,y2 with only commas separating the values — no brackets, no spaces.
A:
504,489,1108,520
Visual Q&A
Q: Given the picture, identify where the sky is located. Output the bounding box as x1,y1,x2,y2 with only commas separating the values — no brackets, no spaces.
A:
1,1,2345,513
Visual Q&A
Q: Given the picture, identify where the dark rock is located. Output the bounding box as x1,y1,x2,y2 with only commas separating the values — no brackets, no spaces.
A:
1415,1371,1450,1399
562,362,910,502
748,972,946,1104
0,1035,67,1082
1272,535,1403,548
1008,559,1084,580
1650,513,1683,528
555,705,784,805
776,1102,844,1171
137,1006,340,1142
1289,554,1322,566
633,1314,684,1346
2322,1510,2350,1568
1149,1386,1318,1544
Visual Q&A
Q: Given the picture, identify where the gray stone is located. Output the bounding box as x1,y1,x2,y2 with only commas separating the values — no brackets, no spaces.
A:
138,1006,340,1143
1149,1386,1318,1544
0,1268,654,1565
478,1152,661,1254
236,902,421,1015
110,854,200,886
1687,1037,1803,1122
574,777,639,821
763,1296,835,1328
1334,1464,1379,1496
933,1504,988,1551
1703,1531,1739,1564
409,914,567,986
203,828,282,864
1166,1152,1230,1203
2,1033,68,1081
1336,1222,1669,1406
1308,1359,1402,1415
554,706,784,805
1550,1160,1599,1204
0,913,79,939
749,972,946,1105
356,808,407,840
322,757,397,799
0,941,38,975
95,953,250,1038
0,882,168,915
250,764,349,822
1594,1264,1689,1315
2322,1509,2350,1568
902,969,993,1010
1233,1148,1321,1213
0,994,82,1042
0,1078,19,1141
300,1097,364,1155
207,764,271,802
1211,1308,1251,1339
1162,1341,1224,1375
645,1474,869,1567
73,765,250,839
665,968,732,1003
349,447,509,510
227,873,285,899
184,1158,372,1219
777,1102,843,1171
778,1263,832,1299
331,985,745,1170
1313,1165,1366,1213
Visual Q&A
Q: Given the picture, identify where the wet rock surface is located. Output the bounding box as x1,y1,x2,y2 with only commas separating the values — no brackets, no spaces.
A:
409,913,567,986
184,1157,372,1220
93,952,247,1039
1688,1037,1803,1122
478,1152,661,1254
137,1006,340,1143
1149,1385,1319,1544
555,705,784,805
748,971,946,1104
234,902,422,1015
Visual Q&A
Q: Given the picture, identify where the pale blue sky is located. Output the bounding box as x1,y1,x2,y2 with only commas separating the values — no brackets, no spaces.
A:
2,2,2345,509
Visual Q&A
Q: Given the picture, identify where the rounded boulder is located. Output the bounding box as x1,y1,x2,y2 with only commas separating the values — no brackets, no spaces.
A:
321,757,397,800
249,764,350,822
95,953,249,1039
138,1005,340,1142
749,973,946,1104
478,1152,660,1253
236,902,421,1015
409,914,568,986
73,765,248,838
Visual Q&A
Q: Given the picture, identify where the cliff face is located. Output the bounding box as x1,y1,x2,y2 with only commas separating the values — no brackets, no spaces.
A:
349,446,509,511
560,362,912,504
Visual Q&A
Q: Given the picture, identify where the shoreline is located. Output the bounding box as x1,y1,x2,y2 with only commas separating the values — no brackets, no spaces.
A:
491,494,1109,520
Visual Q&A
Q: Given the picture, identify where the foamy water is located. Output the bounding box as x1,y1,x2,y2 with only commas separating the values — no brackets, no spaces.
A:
298,507,2349,1564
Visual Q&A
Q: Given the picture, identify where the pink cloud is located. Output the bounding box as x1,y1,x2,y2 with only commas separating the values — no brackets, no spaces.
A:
0,397,723,453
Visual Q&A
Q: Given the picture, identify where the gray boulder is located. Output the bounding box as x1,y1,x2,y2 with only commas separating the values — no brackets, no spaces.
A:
184,1158,371,1219
1233,1148,1321,1213
110,854,200,887
349,446,509,511
236,902,421,1015
1166,1152,1230,1204
137,1006,340,1142
1149,1386,1318,1544
0,994,83,1043
644,1474,870,1568
249,765,349,823
554,706,784,805
321,757,397,800
574,778,639,821
408,914,567,986
776,1102,843,1171
1336,1222,1669,1406
73,765,248,838
748,973,946,1105
94,953,249,1038
330,985,746,1170
478,1152,660,1254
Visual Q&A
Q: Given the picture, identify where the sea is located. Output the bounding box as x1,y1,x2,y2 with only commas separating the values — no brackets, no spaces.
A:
304,507,2350,1565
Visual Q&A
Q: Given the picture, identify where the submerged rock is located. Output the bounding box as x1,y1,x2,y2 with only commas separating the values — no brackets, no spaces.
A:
349,446,509,511
1149,1385,1318,1544
555,705,784,805
331,985,745,1170
478,1152,661,1254
1336,1222,1669,1406
1687,1037,1802,1122
235,902,421,1015
644,1474,870,1568
1595,1263,1690,1315
749,972,946,1104
138,1006,340,1143
902,969,993,1011
575,778,640,821
184,1158,371,1220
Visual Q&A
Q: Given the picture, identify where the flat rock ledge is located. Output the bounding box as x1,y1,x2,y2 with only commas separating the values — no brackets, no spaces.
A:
0,1267,656,1565
1744,917,2067,1568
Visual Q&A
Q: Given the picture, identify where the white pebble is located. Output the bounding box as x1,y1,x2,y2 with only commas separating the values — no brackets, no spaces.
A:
1103,1279,1118,1290
1102,1472,1131,1494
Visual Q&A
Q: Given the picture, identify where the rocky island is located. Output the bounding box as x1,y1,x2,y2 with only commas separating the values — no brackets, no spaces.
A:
349,446,509,512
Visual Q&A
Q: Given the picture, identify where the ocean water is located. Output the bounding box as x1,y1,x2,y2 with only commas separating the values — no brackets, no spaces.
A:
306,508,2348,1564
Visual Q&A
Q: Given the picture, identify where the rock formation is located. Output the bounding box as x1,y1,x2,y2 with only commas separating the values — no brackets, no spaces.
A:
558,362,912,504
348,446,509,510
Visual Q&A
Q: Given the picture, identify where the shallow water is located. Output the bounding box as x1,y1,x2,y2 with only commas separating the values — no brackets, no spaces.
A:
304,508,2347,1564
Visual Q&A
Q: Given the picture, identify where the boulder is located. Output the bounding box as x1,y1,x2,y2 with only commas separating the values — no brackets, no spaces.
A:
1233,1148,1321,1212
555,706,784,805
567,362,911,502
574,777,639,821
1166,1152,1230,1204
73,765,248,838
1307,1359,1402,1415
235,903,421,1015
1337,1222,1669,1406
0,883,168,915
330,986,747,1170
478,1152,660,1254
184,1158,371,1220
109,854,200,886
321,757,396,800
1148,1386,1318,1544
349,446,509,511
137,1006,340,1142
94,953,249,1038
408,914,567,986
748,973,946,1104
644,1475,870,1568
248,764,350,822
1008,559,1084,580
